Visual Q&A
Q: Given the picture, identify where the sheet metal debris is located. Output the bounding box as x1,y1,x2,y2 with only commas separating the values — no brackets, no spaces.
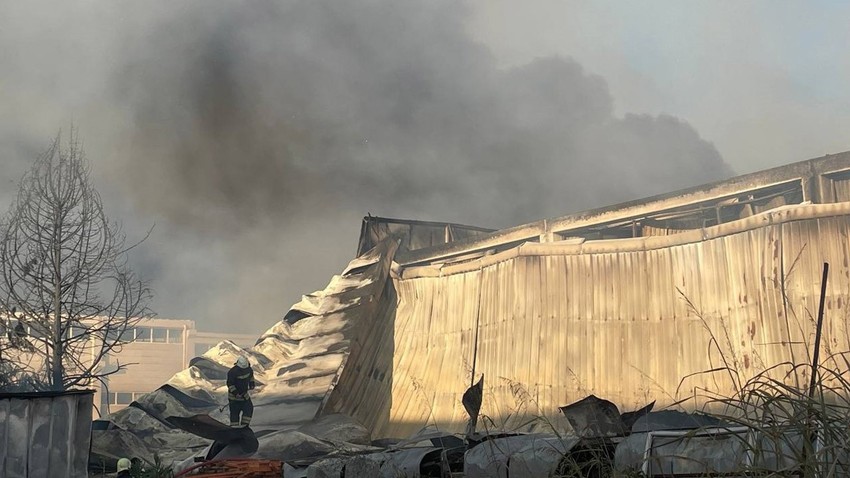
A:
464,433,573,478
462,375,484,437
94,239,399,469
559,394,653,438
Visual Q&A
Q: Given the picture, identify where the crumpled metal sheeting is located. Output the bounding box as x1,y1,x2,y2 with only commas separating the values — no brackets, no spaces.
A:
0,390,93,478
508,435,580,477
291,257,387,319
252,429,378,463
343,454,385,476
297,413,372,445
273,372,343,398
281,333,350,360
94,397,217,467
108,405,171,436
257,355,346,396
167,366,225,400
91,428,158,468
615,426,836,475
464,433,577,478
251,317,355,364
631,409,729,433
251,336,297,364
342,244,385,275
196,340,269,374
283,463,309,478
150,428,211,453
249,398,324,430
258,311,354,344
292,294,365,318
170,420,378,473
559,394,631,438
185,357,230,381
132,385,218,426
393,428,464,449
93,414,212,472
271,356,343,382
305,456,347,478
644,429,750,476
99,239,398,466
614,410,736,472
311,273,375,297
379,447,442,478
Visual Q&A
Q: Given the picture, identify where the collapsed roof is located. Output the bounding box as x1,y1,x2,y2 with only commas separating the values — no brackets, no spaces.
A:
94,151,850,469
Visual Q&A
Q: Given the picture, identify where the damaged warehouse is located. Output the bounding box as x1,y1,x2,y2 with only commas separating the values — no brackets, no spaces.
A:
85,152,850,476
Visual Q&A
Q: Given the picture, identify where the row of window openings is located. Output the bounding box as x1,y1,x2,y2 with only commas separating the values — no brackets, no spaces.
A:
71,326,185,343
122,327,185,344
3,319,184,344
105,391,146,405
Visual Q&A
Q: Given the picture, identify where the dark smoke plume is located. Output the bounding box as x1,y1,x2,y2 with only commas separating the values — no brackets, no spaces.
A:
0,1,732,332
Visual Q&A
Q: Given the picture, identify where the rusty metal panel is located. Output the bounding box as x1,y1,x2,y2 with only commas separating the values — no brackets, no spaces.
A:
0,390,94,478
383,205,850,437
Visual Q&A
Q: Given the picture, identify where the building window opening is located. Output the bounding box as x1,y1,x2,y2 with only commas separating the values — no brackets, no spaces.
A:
120,328,135,342
135,327,151,342
167,328,184,344
152,328,167,343
116,392,133,404
107,392,146,405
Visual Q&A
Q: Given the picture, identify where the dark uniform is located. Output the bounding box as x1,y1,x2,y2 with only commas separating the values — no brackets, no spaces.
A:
227,363,255,427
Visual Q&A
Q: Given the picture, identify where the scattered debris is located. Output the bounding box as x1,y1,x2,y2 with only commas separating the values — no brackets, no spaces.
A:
462,375,484,439
297,413,372,446
173,458,281,477
558,394,653,439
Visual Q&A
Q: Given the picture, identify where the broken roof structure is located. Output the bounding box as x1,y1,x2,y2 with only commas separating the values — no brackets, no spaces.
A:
96,151,850,469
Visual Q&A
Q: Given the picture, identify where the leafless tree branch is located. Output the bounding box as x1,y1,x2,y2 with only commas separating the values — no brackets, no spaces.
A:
0,130,153,391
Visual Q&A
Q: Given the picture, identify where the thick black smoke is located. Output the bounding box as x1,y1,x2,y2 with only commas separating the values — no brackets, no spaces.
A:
1,1,732,332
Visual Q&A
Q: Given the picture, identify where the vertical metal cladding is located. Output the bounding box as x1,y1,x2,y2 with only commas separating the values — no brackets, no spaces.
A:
0,390,94,478
379,205,850,437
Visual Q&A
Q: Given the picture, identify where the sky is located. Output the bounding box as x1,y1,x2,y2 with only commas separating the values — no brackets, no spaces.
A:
0,1,847,334
470,0,850,172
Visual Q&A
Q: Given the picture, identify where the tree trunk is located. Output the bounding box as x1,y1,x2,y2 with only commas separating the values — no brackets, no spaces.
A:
52,218,63,391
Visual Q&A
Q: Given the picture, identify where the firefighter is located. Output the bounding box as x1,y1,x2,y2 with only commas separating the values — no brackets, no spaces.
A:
116,457,132,478
227,356,255,427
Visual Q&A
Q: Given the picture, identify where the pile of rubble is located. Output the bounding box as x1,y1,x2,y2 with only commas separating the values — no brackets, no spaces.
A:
94,387,844,477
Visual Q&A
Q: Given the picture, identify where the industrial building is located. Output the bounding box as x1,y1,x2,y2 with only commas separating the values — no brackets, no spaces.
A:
92,152,850,469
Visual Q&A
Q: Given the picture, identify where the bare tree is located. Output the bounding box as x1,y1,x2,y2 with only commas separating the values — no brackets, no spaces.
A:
0,132,152,391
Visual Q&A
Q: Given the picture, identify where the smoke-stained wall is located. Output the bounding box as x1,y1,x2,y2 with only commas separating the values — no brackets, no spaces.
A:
0,1,731,331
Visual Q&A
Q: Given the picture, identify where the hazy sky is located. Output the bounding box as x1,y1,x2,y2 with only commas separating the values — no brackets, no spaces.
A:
470,0,850,172
1,1,847,333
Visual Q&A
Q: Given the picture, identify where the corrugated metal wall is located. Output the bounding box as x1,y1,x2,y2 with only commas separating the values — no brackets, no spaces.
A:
375,204,850,437
0,390,93,478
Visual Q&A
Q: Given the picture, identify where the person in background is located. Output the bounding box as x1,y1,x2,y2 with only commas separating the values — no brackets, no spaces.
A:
227,356,255,427
116,457,132,478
